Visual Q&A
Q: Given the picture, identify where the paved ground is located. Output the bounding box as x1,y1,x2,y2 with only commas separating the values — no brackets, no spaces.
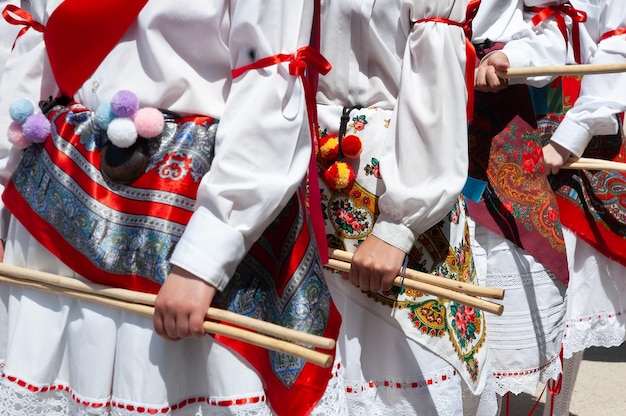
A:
508,343,626,415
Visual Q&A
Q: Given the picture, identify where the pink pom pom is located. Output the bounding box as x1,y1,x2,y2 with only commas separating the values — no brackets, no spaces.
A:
110,90,139,118
134,107,164,138
22,113,51,143
7,122,30,149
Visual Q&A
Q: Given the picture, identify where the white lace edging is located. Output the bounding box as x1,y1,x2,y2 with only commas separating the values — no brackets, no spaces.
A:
562,312,626,358
0,374,274,416
491,354,562,396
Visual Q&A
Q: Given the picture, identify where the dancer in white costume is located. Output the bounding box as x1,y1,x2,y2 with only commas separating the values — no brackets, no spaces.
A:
541,1,626,414
0,1,342,415
466,1,582,412
315,1,492,415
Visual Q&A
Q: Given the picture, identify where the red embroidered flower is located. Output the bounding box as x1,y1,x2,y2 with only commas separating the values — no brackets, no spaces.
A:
454,305,476,338
548,207,558,223
352,119,366,131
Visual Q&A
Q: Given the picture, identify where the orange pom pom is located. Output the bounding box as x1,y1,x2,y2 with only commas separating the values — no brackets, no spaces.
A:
341,135,362,158
324,161,356,189
319,135,340,160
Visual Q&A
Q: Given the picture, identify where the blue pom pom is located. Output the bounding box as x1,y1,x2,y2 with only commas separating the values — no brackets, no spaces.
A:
95,102,116,129
9,98,35,124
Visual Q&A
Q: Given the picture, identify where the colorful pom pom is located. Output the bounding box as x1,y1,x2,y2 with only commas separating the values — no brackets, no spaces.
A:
110,90,139,118
22,113,51,143
134,107,164,138
7,122,30,149
95,102,116,129
324,161,356,190
9,98,35,124
107,117,138,148
319,135,340,160
341,135,363,158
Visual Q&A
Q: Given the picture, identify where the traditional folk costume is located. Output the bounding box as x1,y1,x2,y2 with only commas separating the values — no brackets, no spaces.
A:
535,1,626,414
313,1,492,415
465,0,581,409
0,1,342,415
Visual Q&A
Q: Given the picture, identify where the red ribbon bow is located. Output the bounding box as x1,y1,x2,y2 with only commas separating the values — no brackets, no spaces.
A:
2,5,44,51
531,2,587,64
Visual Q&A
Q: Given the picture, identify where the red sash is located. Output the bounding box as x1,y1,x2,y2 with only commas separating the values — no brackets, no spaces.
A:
44,0,148,97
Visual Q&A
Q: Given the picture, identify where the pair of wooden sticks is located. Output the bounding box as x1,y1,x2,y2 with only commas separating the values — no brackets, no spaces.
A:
0,263,335,368
327,249,505,316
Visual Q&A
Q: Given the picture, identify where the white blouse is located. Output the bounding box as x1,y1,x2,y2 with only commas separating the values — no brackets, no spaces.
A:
473,0,572,87
318,0,471,251
549,0,626,157
0,0,316,290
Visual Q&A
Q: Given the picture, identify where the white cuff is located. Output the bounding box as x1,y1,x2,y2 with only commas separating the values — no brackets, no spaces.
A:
169,207,246,291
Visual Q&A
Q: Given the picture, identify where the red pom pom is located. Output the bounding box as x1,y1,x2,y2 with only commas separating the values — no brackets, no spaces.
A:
324,161,356,190
341,135,362,158
319,135,340,160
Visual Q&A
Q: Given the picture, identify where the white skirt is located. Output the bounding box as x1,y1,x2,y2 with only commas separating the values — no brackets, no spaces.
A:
561,228,626,358
469,219,567,397
0,217,280,416
1,216,494,416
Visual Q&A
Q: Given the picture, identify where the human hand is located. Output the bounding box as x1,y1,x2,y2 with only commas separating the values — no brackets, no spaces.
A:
542,141,572,175
348,235,406,293
153,265,217,340
475,51,510,92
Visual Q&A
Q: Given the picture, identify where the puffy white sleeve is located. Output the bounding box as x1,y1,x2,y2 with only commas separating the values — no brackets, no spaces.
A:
372,18,469,253
501,1,571,87
0,0,58,241
549,1,626,157
169,0,314,290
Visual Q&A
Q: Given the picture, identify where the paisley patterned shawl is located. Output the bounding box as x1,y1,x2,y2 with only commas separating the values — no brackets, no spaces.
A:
539,76,626,267
467,86,569,286
3,103,341,416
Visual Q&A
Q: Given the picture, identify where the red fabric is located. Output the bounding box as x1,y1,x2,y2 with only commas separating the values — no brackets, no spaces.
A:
601,28,626,42
3,109,213,294
43,0,149,97
215,192,341,416
530,3,587,64
2,5,44,50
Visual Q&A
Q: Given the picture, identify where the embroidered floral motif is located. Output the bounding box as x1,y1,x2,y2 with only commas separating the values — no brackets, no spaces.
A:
349,114,368,133
364,158,381,178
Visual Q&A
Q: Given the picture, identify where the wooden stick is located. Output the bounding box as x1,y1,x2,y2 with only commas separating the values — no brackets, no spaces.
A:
325,258,504,316
562,157,626,172
0,265,336,367
0,263,334,350
498,63,626,79
0,275,332,368
329,249,504,300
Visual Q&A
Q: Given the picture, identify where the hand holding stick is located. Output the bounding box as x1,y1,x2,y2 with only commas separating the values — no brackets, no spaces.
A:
0,263,335,368
327,249,504,316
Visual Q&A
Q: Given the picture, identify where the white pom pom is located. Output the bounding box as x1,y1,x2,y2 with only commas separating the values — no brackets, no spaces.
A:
107,117,138,148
